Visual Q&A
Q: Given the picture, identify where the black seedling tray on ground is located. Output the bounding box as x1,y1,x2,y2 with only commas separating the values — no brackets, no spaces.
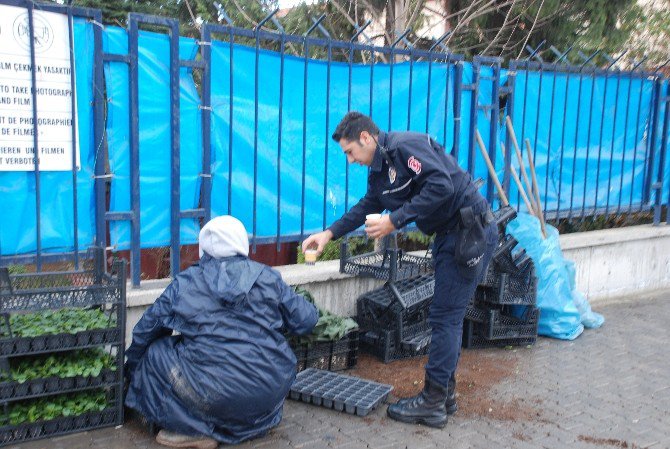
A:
289,368,392,417
291,330,359,372
340,243,433,282
360,321,431,363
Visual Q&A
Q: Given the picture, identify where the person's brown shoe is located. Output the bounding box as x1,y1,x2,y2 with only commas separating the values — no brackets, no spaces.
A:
155,429,218,449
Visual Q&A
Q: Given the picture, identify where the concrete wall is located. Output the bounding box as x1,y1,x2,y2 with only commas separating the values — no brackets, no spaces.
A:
124,224,670,345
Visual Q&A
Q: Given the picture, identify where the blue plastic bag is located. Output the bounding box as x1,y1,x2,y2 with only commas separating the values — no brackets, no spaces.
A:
506,213,585,340
564,260,605,329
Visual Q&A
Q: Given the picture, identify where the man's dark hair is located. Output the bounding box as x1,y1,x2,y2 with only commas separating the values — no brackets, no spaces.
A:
331,111,380,143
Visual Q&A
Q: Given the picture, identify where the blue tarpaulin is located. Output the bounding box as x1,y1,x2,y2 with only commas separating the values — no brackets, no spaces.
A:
2,26,670,255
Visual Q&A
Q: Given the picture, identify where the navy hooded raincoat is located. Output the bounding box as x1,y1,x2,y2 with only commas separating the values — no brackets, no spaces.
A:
125,254,319,444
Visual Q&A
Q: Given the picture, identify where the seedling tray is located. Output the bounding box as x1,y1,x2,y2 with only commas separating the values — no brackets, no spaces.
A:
0,328,121,357
291,330,359,372
340,243,433,282
475,277,536,306
0,408,119,446
289,368,392,417
0,369,118,401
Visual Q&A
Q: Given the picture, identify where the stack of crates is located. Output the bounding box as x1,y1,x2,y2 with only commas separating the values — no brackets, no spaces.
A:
356,274,434,363
341,236,435,363
0,250,126,446
463,206,540,349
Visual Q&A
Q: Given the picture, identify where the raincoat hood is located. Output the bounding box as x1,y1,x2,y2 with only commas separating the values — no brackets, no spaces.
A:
199,215,249,259
201,254,264,301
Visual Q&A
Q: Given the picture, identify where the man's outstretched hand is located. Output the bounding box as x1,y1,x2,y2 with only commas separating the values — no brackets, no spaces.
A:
301,230,334,254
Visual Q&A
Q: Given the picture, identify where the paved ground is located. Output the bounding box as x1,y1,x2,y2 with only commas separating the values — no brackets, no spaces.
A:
9,291,670,449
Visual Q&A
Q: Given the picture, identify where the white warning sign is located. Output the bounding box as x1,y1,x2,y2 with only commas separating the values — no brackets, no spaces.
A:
0,4,79,171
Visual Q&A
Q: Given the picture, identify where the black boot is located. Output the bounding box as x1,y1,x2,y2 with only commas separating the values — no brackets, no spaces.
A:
445,374,457,415
387,377,449,428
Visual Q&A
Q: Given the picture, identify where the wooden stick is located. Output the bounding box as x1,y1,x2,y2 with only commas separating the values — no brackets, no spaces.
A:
505,116,538,213
501,143,535,215
524,138,547,238
474,130,509,206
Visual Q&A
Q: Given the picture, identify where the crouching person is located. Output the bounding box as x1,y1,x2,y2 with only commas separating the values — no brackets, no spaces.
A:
125,215,319,448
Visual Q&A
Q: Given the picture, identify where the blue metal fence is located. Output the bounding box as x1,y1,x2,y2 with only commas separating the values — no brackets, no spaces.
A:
0,0,669,287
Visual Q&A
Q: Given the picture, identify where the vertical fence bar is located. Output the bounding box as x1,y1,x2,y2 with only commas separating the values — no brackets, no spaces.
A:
487,59,501,203
128,17,141,286
630,70,648,212
276,31,285,250
593,56,617,220
92,10,106,255
568,52,598,221
556,65,572,222
542,49,570,220
644,77,662,208
580,62,600,222
323,37,332,230
227,27,234,215
504,62,517,196
452,60,462,157
427,33,449,138
168,21,180,277
531,63,544,213
27,2,42,271
201,27,212,223
467,61,480,174
655,80,670,224
425,51,433,134
518,60,531,210
604,61,625,220
618,59,645,215
66,5,79,269
301,17,323,240
407,45,414,130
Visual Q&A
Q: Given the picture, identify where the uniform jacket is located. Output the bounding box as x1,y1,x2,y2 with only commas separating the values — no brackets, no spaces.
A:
328,131,485,239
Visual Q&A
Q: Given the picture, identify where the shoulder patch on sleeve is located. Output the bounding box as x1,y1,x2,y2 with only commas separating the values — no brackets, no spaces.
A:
407,156,422,175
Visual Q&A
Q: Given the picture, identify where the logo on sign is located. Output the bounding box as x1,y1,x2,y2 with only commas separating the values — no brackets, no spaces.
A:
407,156,422,175
13,13,54,53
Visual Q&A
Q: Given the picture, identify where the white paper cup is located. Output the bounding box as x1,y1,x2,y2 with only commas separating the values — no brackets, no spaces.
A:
304,249,318,265
365,213,382,223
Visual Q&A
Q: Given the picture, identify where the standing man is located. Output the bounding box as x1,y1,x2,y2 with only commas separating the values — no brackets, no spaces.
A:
302,111,498,428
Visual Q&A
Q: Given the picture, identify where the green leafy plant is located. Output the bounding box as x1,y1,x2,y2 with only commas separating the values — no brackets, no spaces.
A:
0,350,117,383
5,308,115,338
8,391,108,425
291,288,358,346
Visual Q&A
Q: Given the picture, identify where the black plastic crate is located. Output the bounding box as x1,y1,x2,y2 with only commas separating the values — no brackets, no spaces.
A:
0,255,126,447
291,330,359,372
360,321,431,363
289,368,393,417
475,268,537,306
493,206,517,233
491,235,532,275
462,316,538,349
340,242,433,282
485,307,539,340
356,296,430,345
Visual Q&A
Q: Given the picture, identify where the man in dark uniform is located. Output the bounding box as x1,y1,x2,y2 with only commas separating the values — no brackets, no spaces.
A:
302,111,498,428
